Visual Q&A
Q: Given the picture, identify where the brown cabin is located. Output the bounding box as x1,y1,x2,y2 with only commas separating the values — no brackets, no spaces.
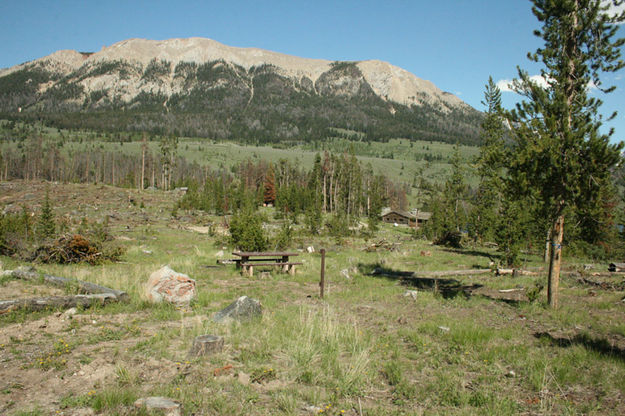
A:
381,210,431,228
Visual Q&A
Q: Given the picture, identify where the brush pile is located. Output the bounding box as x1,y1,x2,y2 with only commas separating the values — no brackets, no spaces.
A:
31,234,122,265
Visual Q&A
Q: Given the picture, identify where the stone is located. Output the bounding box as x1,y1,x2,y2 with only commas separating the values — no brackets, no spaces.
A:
403,290,418,300
134,397,181,416
306,246,315,253
188,335,224,357
438,326,450,332
213,296,262,323
340,269,351,280
145,266,196,305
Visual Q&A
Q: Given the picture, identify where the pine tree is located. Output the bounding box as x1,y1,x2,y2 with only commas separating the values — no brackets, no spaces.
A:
37,190,56,240
509,0,624,307
445,144,467,233
263,164,276,206
472,77,506,243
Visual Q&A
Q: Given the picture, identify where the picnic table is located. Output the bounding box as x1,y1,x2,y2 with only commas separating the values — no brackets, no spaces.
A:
232,251,301,277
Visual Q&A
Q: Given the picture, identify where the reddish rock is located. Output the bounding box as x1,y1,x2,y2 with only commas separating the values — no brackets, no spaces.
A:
145,266,196,305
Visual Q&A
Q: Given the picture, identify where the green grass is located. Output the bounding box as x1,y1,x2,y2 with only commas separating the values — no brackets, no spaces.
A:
1,181,624,415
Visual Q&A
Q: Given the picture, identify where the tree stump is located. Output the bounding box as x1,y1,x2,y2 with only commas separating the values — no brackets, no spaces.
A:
188,335,224,357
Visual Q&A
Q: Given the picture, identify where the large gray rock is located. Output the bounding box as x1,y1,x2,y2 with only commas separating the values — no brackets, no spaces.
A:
213,296,262,323
145,266,196,305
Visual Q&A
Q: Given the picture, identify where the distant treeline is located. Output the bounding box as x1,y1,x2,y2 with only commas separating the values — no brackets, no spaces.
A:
0,133,409,217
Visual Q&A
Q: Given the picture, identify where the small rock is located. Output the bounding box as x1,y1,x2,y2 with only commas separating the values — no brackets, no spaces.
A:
237,372,251,385
438,326,450,332
142,249,153,255
306,246,315,253
506,370,516,378
340,269,351,280
145,266,196,305
134,397,181,416
403,290,418,300
213,296,262,323
63,307,78,317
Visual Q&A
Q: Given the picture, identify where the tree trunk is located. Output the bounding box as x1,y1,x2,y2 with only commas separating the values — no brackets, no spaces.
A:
141,134,147,190
547,215,564,308
544,229,551,263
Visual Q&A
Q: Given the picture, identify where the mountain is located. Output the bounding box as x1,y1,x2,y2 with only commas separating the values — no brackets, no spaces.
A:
0,38,482,144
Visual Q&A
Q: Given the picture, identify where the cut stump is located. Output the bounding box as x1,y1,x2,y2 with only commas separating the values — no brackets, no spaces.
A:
188,335,224,357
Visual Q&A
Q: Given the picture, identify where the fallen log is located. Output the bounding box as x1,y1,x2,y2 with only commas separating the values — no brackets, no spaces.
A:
496,268,539,276
415,269,491,278
576,277,625,291
498,288,525,293
0,293,118,314
11,267,129,301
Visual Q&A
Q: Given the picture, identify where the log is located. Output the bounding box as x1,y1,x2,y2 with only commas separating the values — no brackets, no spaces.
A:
11,267,129,301
188,335,224,357
496,268,539,276
0,293,118,314
415,269,492,278
498,288,525,293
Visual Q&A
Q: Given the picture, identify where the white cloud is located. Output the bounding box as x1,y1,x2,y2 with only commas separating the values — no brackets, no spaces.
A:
602,0,625,23
496,79,514,92
496,75,550,93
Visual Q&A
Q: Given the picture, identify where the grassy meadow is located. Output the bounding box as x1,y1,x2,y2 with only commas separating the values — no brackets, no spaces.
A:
1,181,624,415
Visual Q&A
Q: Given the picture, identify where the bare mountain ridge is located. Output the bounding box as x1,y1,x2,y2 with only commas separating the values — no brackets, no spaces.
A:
6,38,467,111
0,37,481,144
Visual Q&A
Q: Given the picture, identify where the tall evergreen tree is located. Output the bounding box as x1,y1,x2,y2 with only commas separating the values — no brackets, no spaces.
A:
445,144,467,232
508,0,624,307
263,164,276,206
472,77,506,242
37,190,56,240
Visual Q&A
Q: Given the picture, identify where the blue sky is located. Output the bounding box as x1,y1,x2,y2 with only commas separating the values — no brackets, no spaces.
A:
1,0,623,142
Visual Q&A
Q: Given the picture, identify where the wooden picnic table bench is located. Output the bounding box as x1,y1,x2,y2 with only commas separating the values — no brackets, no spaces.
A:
232,251,302,277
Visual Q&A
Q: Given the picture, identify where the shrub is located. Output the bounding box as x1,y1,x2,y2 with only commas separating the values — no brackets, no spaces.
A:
229,209,268,251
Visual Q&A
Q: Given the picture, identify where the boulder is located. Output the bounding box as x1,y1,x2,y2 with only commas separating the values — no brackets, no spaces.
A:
145,266,196,305
134,397,181,416
213,296,262,323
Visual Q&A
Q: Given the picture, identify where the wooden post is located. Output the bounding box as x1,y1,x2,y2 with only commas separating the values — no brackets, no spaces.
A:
319,249,326,299
547,215,564,308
